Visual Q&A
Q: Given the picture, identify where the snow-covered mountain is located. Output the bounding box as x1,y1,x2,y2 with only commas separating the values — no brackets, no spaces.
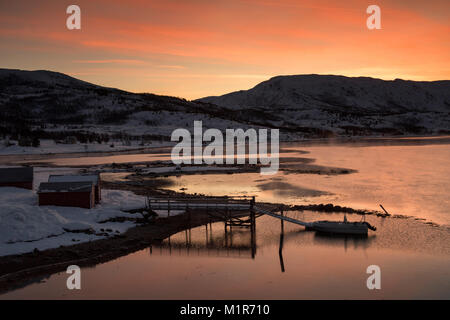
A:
199,75,450,137
1,69,449,142
0,68,261,142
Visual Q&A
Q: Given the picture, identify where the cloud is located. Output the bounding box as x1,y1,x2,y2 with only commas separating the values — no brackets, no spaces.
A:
1,0,448,98
156,65,186,69
73,59,147,65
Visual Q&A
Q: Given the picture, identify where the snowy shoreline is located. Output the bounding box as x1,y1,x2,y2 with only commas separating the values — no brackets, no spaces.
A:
0,139,172,156
0,187,149,257
1,134,449,157
0,165,183,257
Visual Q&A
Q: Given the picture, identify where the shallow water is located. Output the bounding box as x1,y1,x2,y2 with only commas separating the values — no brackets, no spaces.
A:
2,213,449,299
164,143,450,225
25,137,450,225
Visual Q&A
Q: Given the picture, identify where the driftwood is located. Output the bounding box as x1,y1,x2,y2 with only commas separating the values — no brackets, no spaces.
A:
379,204,391,216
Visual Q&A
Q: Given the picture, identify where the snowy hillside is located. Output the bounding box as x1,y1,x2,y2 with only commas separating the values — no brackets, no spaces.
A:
0,68,265,145
1,69,449,145
199,75,450,137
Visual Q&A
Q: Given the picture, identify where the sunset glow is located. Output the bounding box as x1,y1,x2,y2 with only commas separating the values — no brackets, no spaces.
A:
1,0,449,98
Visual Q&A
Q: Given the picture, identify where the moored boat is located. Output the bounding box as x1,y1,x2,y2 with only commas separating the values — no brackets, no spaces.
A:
309,215,377,235
311,221,373,235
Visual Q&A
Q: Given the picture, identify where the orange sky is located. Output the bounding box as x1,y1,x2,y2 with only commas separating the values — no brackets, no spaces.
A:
1,0,449,99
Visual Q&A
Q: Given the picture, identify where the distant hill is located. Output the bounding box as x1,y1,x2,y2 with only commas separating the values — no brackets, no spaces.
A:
198,75,450,136
0,68,255,142
1,69,449,142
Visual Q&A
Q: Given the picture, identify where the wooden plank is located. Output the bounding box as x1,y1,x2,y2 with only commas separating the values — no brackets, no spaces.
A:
254,206,312,227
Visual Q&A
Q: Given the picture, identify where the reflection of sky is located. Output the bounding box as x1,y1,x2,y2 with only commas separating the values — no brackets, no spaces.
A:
3,213,449,299
165,143,450,225
20,140,450,224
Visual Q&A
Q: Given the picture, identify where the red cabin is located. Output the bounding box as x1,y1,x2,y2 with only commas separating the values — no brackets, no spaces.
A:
48,174,101,204
38,181,95,209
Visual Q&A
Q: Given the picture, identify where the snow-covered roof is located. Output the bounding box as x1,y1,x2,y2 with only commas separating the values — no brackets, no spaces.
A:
0,167,33,183
48,174,99,184
38,182,94,193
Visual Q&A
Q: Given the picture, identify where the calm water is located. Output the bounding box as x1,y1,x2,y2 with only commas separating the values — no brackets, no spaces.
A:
2,212,449,299
165,143,450,225
3,137,450,299
33,138,450,225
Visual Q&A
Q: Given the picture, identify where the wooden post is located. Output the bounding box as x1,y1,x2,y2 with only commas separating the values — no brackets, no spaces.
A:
229,222,233,247
250,196,256,258
209,220,213,243
379,204,391,216
188,208,191,229
250,196,256,233
279,210,285,272
224,221,228,247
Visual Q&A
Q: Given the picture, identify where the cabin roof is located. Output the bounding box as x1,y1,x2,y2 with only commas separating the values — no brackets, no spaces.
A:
38,181,94,193
48,174,99,184
0,167,33,183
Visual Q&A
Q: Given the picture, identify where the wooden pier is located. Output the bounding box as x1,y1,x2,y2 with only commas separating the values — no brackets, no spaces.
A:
144,195,313,259
147,195,261,257
146,195,311,230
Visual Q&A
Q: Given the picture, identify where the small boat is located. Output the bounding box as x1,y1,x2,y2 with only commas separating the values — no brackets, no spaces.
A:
309,215,376,235
255,206,376,236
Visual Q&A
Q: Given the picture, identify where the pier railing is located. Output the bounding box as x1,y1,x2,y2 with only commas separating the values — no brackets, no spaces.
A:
147,196,253,211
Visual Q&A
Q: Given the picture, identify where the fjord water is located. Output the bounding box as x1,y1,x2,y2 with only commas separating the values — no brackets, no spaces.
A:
2,212,449,299
166,140,450,225
71,137,450,225
28,136,450,226
2,137,449,299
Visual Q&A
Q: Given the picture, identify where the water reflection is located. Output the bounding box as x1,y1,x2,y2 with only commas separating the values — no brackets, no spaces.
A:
152,219,257,259
150,212,375,273
2,213,449,299
163,142,450,225
313,233,376,252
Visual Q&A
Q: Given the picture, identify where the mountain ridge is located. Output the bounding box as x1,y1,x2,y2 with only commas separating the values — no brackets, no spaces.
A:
1,69,449,142
200,74,450,100
197,74,450,136
198,74,450,113
0,68,255,143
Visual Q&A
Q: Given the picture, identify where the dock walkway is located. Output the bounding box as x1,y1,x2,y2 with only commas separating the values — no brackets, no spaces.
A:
146,196,311,227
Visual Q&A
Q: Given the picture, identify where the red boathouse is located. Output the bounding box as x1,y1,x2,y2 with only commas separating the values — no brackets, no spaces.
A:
38,181,95,209
48,174,101,204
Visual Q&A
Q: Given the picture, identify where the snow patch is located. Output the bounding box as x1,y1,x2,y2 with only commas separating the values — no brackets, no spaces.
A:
0,187,179,257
